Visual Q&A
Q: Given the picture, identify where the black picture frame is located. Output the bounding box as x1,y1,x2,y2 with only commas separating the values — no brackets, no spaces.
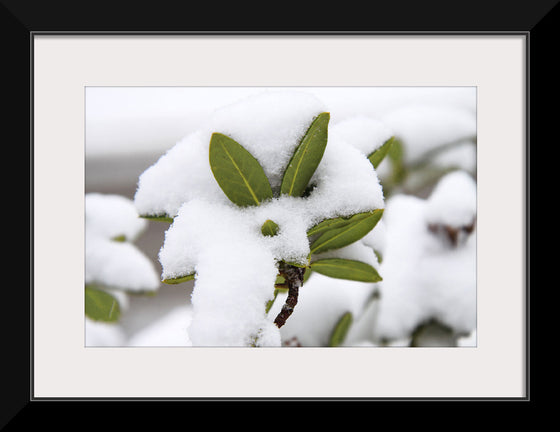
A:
5,0,551,423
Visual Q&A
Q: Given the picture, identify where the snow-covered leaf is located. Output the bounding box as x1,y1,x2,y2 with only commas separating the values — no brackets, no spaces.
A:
163,273,195,284
85,286,121,322
209,132,273,207
310,258,382,282
310,209,383,254
281,112,330,197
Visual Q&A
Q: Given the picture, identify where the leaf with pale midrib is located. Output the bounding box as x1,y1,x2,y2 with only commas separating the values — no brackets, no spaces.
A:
281,112,330,197
307,211,376,237
310,209,383,254
209,133,273,207
310,258,382,282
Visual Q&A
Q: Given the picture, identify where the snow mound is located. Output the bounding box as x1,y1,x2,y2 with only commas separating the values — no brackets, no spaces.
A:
373,171,476,341
85,193,159,292
134,90,386,346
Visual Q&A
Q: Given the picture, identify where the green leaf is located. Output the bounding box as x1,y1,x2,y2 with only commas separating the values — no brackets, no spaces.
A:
162,273,195,284
261,219,279,237
367,136,395,169
310,209,383,254
310,258,382,282
111,234,127,242
374,249,383,264
280,112,330,197
85,286,121,322
209,132,273,207
303,268,312,284
329,312,353,347
387,137,407,184
140,214,174,223
307,216,353,237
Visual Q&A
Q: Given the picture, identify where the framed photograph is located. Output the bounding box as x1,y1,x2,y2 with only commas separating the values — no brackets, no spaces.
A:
6,0,548,419
33,34,525,397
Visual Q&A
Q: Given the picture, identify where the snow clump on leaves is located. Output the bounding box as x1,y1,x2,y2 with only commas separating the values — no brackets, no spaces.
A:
134,91,386,346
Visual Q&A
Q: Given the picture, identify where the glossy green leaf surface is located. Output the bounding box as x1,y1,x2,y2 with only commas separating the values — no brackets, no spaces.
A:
209,133,273,207
85,286,121,322
261,219,279,237
310,258,382,282
328,312,353,347
367,136,395,168
309,209,383,254
280,112,330,197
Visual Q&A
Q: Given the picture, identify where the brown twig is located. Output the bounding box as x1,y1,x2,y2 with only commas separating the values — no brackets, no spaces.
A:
273,262,305,328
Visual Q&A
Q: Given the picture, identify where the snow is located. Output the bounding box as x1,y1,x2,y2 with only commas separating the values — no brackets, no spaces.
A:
86,193,148,242
380,104,476,164
85,193,160,292
270,237,383,347
136,90,386,346
127,305,193,347
85,87,266,157
457,329,477,347
270,271,378,347
431,140,476,173
85,317,126,347
135,91,384,220
373,171,477,342
424,170,477,228
161,199,279,346
330,116,394,157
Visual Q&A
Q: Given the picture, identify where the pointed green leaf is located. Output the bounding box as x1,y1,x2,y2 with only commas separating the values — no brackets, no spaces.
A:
209,133,273,207
387,137,407,184
163,273,195,284
329,312,353,347
261,219,279,237
281,112,330,197
367,136,395,168
310,258,382,282
310,209,383,254
85,286,121,322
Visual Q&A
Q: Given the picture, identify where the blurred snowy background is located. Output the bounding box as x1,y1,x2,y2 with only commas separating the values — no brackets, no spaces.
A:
85,87,477,347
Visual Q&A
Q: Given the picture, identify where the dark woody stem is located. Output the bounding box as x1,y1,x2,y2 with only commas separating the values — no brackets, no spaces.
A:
274,262,305,328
